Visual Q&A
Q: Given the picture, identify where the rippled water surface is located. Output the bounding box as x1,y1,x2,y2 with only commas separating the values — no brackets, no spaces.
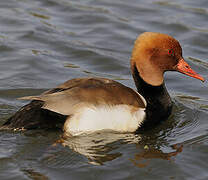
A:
0,0,208,179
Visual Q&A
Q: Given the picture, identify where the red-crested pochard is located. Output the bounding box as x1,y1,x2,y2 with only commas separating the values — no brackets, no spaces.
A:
3,32,204,136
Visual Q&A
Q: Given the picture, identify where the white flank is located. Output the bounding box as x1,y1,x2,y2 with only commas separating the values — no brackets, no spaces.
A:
64,105,146,136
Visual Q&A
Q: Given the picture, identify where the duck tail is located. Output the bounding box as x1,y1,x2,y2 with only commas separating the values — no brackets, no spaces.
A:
1,100,67,131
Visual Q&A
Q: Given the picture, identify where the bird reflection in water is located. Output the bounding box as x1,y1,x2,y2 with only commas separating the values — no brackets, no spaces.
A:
56,131,141,165
130,144,183,168
54,131,183,166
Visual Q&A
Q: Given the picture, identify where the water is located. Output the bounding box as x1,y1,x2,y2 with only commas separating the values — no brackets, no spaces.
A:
0,0,208,179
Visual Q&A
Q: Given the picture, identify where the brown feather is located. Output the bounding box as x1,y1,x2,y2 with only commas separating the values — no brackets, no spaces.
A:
21,78,146,115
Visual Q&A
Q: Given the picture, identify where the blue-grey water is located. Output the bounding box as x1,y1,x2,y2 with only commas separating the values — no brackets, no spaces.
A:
0,0,208,179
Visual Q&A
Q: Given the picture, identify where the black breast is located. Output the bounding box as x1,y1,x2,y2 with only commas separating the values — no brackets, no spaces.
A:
132,66,173,130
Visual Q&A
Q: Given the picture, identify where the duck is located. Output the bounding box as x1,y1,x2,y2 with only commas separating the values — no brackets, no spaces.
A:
3,32,204,136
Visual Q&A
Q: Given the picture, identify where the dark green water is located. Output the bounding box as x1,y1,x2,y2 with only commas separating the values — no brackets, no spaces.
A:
0,0,208,179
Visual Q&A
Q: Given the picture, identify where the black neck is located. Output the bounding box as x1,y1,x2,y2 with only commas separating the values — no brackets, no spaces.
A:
132,65,172,129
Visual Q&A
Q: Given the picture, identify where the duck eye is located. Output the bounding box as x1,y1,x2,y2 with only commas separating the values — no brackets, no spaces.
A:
168,49,174,56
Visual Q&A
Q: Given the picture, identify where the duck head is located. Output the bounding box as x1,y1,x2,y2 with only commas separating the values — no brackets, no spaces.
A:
131,32,204,86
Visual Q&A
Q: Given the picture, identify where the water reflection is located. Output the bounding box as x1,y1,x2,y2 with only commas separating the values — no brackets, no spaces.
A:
130,144,183,168
55,131,183,166
22,169,49,180
58,132,141,165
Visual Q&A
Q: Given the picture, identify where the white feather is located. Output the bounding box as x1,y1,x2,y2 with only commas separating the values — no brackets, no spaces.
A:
64,105,146,136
